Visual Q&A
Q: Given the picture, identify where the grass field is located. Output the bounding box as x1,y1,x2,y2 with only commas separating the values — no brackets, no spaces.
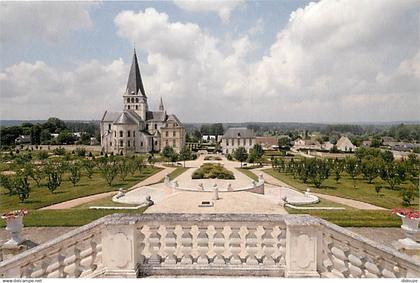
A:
168,167,189,180
286,208,401,227
264,168,418,209
236,168,259,181
0,208,147,227
0,166,162,213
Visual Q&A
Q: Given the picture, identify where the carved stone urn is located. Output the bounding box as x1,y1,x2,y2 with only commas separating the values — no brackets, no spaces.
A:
398,213,420,234
1,215,24,246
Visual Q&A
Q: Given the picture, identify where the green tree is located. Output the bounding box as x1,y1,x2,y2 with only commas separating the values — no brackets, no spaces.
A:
82,159,96,179
332,158,344,183
361,158,380,184
179,146,192,167
147,154,156,167
57,130,75,145
47,170,61,193
37,150,49,160
234,147,248,167
381,150,394,163
249,144,264,164
278,137,291,150
117,159,130,181
68,162,81,186
344,157,360,188
370,136,382,148
25,163,46,187
97,157,118,186
380,163,401,190
162,146,175,163
0,175,15,195
308,159,330,188
14,174,30,202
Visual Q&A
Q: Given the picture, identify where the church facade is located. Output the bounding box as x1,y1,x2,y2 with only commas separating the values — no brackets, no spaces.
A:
100,50,186,155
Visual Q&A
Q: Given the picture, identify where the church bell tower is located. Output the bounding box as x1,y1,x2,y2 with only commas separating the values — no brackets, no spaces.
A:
123,49,148,120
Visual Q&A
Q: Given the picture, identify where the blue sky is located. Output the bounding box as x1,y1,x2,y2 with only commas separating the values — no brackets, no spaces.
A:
0,0,419,123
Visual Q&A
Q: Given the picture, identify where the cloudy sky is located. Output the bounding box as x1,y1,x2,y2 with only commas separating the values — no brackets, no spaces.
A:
0,0,419,123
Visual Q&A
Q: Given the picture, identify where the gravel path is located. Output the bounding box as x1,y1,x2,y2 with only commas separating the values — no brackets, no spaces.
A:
252,166,387,210
39,166,174,210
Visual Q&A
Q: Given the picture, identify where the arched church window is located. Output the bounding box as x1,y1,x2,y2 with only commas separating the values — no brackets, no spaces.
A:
127,98,130,103
119,131,123,138
136,105,138,110
136,98,139,103
128,105,130,110
131,98,135,103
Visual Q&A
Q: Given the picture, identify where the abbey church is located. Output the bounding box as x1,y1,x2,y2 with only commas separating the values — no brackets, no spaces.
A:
100,50,186,154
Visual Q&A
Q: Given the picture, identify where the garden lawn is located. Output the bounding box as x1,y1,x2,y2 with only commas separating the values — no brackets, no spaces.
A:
0,208,147,227
287,208,401,227
236,168,259,181
0,166,162,213
167,167,189,180
264,168,418,209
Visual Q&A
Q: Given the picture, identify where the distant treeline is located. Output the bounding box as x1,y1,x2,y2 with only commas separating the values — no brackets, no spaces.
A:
0,118,100,147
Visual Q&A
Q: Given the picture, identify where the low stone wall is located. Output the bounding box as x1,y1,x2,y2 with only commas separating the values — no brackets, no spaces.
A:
1,213,419,278
164,174,265,195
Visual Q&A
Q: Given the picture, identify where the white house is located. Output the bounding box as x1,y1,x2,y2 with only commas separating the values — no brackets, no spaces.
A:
221,128,256,154
336,136,356,152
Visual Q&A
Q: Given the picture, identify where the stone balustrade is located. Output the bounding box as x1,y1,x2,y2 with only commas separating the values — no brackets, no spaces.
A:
1,213,419,278
0,218,104,278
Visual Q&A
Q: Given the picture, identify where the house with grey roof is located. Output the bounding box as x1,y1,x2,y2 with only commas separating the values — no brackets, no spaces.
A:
100,49,186,155
221,127,256,154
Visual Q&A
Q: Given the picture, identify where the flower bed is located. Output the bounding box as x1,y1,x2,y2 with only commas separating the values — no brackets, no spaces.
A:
192,163,235,179
204,156,222,161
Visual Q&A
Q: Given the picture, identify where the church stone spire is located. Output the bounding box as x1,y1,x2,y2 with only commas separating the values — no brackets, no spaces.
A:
159,97,165,111
126,48,146,97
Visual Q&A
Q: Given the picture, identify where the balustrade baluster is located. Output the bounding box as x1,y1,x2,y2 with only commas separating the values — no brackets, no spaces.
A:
180,225,193,264
148,225,162,265
213,226,225,265
245,226,258,265
229,226,242,265
162,225,177,265
196,224,210,265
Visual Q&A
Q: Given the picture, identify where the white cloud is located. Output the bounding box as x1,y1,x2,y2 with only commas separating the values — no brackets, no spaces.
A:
1,0,419,123
0,60,126,120
0,2,97,43
173,0,244,23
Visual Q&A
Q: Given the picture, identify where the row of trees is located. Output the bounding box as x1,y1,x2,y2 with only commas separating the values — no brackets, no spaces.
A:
227,144,264,167
272,150,419,206
0,154,153,203
161,145,197,166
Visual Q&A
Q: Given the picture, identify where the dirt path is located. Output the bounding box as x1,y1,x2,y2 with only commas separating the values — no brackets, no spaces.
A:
39,166,176,210
252,166,387,210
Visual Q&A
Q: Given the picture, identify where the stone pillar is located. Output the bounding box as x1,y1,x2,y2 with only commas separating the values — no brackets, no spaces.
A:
212,186,219,200
102,222,139,278
285,216,322,278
